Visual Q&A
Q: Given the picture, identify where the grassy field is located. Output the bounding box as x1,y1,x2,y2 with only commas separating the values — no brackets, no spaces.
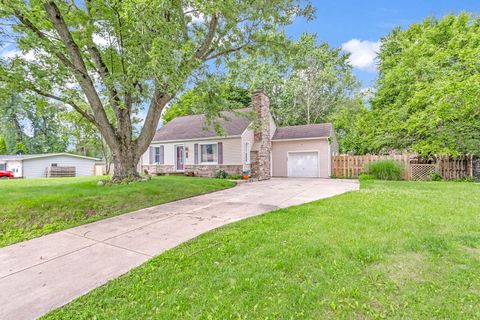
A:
0,176,234,247
43,180,480,319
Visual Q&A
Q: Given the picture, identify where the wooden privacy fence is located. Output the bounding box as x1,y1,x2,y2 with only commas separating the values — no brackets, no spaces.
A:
46,166,76,178
332,154,411,180
332,154,475,181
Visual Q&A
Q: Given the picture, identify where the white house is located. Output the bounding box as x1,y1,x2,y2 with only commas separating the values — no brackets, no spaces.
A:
142,90,339,179
0,153,99,178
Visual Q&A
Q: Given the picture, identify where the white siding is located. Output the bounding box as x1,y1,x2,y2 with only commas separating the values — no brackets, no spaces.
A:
143,137,243,166
6,161,22,178
22,155,96,178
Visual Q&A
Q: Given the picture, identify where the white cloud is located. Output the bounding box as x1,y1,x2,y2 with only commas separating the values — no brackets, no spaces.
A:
341,39,380,72
0,48,39,62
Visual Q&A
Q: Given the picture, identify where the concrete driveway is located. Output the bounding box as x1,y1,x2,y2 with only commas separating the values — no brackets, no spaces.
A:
0,178,358,320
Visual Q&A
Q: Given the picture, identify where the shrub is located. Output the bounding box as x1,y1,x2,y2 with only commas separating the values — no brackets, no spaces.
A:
215,170,228,179
227,175,242,180
367,160,403,180
430,172,443,181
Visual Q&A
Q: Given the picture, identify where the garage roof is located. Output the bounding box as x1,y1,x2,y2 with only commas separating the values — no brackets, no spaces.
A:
272,123,333,140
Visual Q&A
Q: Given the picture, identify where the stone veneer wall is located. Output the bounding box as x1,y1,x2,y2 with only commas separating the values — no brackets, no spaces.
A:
143,164,175,175
252,89,271,180
184,165,242,178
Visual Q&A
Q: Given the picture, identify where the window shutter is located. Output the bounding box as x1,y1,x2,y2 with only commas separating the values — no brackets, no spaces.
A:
149,147,154,164
218,142,223,164
194,144,199,164
160,145,164,164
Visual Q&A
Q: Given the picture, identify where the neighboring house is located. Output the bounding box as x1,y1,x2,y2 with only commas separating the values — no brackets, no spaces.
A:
142,90,338,179
0,153,99,178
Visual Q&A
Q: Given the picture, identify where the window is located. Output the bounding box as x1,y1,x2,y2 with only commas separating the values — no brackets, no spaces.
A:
154,147,161,163
244,142,251,164
0,163,5,171
51,163,58,167
200,143,218,163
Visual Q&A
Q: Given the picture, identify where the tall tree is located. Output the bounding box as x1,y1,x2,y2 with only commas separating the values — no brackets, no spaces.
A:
0,1,314,181
0,136,6,154
368,13,480,155
223,34,362,127
162,78,251,124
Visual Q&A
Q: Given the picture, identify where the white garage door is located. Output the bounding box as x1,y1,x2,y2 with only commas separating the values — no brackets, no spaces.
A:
287,152,319,177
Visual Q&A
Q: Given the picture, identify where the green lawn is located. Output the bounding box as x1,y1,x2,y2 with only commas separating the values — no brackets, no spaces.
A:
0,176,234,247
43,180,480,319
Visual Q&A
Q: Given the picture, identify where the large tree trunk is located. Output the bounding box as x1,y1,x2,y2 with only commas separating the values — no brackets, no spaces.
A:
110,142,141,182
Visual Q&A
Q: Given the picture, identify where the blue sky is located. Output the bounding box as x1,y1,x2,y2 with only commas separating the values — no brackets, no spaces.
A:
288,0,480,88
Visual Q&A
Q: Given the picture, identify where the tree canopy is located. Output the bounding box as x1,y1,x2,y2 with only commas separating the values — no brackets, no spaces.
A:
364,13,480,156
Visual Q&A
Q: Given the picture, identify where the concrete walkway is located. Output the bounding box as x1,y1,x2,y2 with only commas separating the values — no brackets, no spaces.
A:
0,178,358,320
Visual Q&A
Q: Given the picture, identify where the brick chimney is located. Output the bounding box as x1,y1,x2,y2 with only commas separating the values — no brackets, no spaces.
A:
251,89,271,180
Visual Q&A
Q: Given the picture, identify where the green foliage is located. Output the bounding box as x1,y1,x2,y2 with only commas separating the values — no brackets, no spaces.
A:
14,142,27,155
227,174,242,180
214,170,228,179
0,137,6,154
45,181,480,319
226,34,363,128
367,160,403,180
365,13,480,156
0,176,234,247
163,80,251,124
430,172,444,181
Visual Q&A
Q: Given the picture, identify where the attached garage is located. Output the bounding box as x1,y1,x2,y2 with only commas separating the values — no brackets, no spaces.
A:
271,124,338,178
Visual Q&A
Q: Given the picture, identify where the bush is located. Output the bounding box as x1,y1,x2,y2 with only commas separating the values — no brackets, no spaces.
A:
430,172,443,181
227,175,242,180
215,170,228,179
367,160,403,180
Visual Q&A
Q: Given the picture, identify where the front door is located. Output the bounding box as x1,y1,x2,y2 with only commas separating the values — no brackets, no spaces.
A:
175,145,184,171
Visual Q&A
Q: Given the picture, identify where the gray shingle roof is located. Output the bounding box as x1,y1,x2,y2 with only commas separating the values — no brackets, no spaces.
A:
272,123,333,140
153,108,254,141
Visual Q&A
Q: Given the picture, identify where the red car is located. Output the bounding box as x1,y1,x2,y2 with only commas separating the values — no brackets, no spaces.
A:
0,170,14,179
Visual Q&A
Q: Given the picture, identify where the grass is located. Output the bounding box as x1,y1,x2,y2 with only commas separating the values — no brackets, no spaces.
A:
0,176,234,247
43,180,480,319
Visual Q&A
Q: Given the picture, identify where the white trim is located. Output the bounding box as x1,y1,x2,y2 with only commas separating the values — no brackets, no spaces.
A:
199,142,219,165
272,137,329,142
240,122,254,137
327,144,332,177
152,135,241,144
174,144,185,172
286,150,320,178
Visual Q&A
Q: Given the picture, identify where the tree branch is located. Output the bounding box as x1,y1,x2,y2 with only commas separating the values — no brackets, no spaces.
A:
42,1,117,145
28,85,95,123
194,14,218,60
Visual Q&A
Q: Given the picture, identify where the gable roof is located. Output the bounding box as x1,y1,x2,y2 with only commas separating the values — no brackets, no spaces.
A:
153,108,254,142
0,153,100,162
272,123,333,140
